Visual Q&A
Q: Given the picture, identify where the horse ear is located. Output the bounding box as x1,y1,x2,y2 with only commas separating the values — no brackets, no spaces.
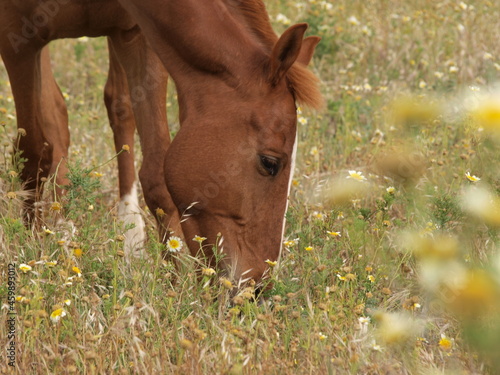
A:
296,36,321,66
269,23,308,85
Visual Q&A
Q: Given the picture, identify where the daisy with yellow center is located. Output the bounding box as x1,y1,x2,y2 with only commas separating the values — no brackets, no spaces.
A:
298,116,308,125
19,264,32,273
50,308,67,324
438,334,453,351
72,266,82,277
42,227,55,235
359,317,371,325
192,235,207,244
167,236,183,253
283,238,299,247
50,202,62,211
304,246,313,252
347,170,367,182
201,268,216,276
327,231,341,237
311,211,326,220
465,172,480,182
220,277,233,289
386,186,396,194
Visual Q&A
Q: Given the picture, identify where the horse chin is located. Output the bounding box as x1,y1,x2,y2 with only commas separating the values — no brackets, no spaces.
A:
181,217,279,287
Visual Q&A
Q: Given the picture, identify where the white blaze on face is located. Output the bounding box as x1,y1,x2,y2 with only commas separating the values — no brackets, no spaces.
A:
279,130,298,260
118,182,146,257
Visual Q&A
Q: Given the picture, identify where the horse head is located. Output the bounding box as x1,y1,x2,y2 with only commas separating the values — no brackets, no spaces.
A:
163,22,321,284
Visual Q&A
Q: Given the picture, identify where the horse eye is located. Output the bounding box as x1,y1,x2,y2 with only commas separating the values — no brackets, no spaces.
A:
259,155,281,176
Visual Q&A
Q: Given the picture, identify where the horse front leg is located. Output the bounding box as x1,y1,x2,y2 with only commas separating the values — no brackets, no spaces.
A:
104,36,146,257
107,28,183,247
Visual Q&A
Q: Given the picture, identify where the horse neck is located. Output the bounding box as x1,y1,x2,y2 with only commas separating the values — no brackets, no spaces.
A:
120,0,269,93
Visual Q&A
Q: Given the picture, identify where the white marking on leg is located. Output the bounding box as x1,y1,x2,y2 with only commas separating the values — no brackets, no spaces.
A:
118,182,146,257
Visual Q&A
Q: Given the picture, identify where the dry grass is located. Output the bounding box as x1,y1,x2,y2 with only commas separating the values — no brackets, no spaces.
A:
1,1,500,374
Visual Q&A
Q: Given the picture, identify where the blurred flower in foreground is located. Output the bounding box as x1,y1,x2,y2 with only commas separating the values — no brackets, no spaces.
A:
446,269,500,319
407,233,459,261
391,96,441,129
461,185,500,227
471,93,500,135
373,311,421,346
317,177,369,207
372,145,426,185
401,232,464,292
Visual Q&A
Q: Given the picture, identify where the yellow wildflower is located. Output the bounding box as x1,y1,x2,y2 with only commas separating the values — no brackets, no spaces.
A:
439,334,453,351
89,171,103,178
192,235,207,243
166,236,183,253
465,172,480,182
201,268,216,276
42,226,55,235
265,259,277,267
283,238,299,247
220,278,233,290
19,264,32,273
50,202,62,211
347,170,367,182
72,266,82,277
50,308,66,324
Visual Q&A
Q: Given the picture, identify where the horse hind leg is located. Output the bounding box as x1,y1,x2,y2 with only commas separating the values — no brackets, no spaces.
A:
1,42,69,224
104,36,146,257
40,47,70,197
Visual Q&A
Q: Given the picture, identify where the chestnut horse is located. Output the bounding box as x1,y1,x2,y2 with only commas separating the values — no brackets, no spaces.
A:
1,0,322,284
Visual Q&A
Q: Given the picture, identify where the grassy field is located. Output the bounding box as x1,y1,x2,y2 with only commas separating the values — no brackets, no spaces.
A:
2,0,500,373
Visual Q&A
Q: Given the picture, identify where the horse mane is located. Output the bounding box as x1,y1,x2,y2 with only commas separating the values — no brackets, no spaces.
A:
229,0,324,109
